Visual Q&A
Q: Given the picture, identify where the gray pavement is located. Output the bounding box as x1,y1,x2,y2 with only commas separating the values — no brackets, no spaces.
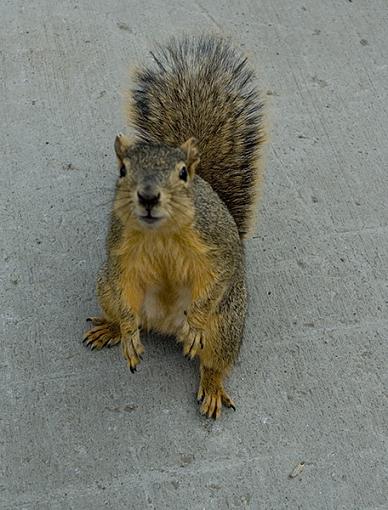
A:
1,1,387,509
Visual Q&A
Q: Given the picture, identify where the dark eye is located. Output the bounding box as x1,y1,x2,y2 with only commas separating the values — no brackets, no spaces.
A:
120,164,126,178
179,166,188,182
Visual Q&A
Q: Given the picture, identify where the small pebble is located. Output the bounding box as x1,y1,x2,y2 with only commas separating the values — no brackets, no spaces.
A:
289,461,305,479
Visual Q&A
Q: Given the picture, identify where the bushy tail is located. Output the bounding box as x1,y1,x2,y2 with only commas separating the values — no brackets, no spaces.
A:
128,35,266,238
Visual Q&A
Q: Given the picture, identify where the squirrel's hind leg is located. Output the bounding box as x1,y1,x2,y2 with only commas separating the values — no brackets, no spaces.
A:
197,364,236,419
195,314,241,419
195,275,246,419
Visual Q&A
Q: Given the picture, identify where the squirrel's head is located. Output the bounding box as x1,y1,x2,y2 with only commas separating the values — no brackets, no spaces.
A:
113,134,200,231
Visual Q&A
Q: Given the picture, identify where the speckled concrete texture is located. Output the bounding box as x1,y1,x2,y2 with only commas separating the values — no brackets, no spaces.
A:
1,1,387,509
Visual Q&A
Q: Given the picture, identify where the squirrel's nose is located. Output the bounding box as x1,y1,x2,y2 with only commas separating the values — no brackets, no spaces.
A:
137,190,161,209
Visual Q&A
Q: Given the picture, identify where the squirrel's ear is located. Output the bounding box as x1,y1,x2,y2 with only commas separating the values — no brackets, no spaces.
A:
114,133,133,161
180,137,200,176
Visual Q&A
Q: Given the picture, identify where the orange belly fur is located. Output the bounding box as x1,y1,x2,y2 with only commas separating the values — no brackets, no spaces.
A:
114,226,215,334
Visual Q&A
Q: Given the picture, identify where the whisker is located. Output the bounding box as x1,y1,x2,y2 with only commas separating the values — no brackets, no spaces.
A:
94,199,115,208
114,198,133,204
115,193,133,199
114,204,133,214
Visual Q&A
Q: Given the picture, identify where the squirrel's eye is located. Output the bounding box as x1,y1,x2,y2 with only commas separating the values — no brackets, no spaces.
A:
120,164,126,178
179,166,188,182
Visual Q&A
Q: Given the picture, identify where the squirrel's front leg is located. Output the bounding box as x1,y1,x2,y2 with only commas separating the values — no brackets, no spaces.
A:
84,268,144,372
178,279,225,359
120,310,144,373
185,276,246,419
179,311,206,359
180,306,238,419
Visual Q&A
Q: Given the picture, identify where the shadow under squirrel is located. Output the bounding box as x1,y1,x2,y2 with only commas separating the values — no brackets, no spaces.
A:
84,35,266,418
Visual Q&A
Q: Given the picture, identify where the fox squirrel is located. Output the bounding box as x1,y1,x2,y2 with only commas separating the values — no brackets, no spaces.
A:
84,35,266,418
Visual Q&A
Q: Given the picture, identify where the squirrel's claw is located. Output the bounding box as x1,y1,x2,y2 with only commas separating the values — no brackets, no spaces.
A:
196,387,204,404
199,393,222,420
196,380,235,419
85,316,106,326
181,326,205,360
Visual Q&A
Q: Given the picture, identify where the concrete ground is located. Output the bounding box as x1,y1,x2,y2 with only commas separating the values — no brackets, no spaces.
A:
1,0,387,508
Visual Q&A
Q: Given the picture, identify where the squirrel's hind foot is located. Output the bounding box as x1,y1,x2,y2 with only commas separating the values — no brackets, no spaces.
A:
197,366,236,419
83,317,121,350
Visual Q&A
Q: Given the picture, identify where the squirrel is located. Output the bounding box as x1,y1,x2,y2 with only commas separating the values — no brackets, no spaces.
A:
84,35,266,419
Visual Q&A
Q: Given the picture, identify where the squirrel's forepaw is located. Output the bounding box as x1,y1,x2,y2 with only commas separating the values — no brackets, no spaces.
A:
197,384,235,420
121,330,144,373
181,325,205,360
83,317,121,350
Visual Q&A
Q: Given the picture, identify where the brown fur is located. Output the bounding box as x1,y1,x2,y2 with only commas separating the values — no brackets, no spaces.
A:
129,34,266,239
84,35,265,418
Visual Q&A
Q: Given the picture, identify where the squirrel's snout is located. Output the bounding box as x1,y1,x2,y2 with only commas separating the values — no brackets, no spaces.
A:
137,190,161,210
